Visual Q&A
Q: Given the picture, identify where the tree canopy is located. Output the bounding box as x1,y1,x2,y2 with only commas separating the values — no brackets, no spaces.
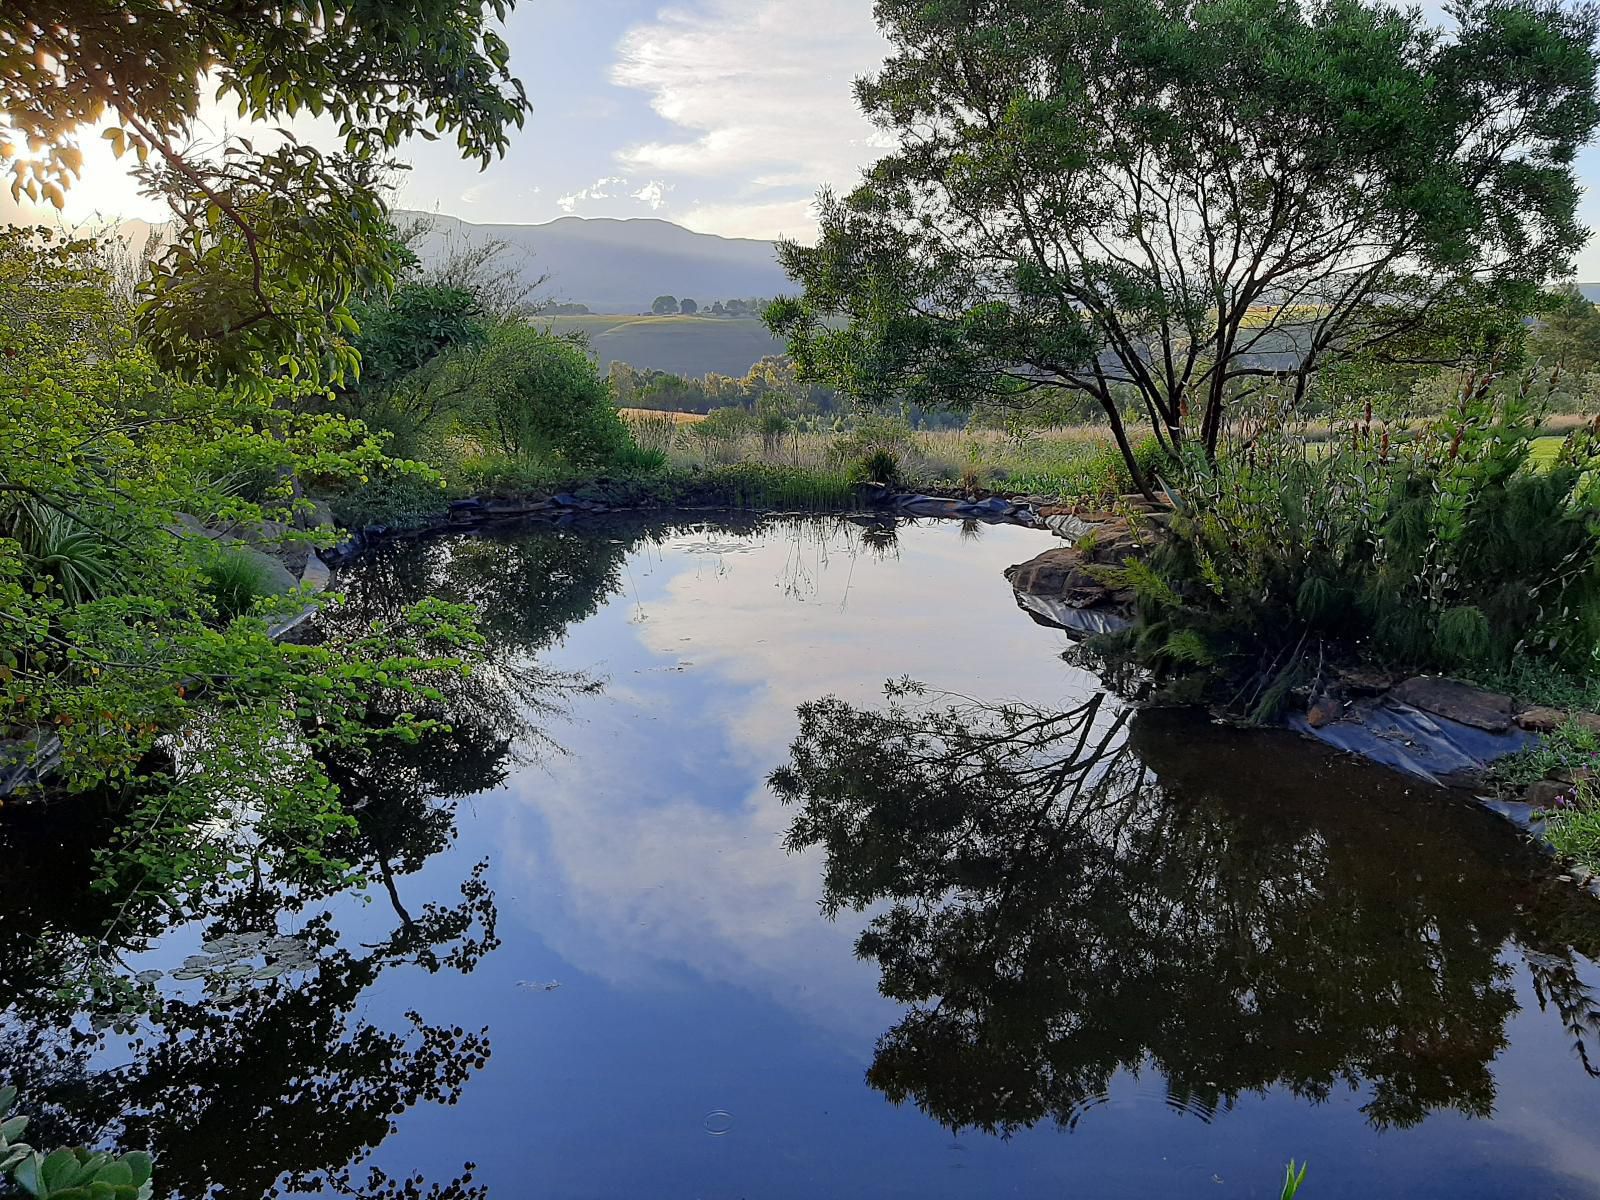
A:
0,2,527,384
768,0,1600,492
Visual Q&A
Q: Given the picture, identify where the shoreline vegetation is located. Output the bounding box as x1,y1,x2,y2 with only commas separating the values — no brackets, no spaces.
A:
6,0,1600,1187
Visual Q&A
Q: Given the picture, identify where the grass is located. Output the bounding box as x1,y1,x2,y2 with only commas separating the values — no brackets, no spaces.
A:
1494,719,1600,788
537,314,785,377
618,407,706,424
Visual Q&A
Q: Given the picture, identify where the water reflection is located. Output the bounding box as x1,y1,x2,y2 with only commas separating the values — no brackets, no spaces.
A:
772,684,1600,1136
0,520,670,1198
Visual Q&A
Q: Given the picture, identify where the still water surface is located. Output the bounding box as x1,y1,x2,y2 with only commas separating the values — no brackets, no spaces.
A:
7,516,1600,1198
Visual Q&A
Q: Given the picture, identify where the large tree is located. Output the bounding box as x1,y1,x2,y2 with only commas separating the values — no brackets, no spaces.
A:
0,2,526,384
768,0,1600,494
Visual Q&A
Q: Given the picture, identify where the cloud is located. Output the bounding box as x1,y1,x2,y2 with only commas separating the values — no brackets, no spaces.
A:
556,174,627,213
610,0,890,238
677,198,819,241
631,179,671,210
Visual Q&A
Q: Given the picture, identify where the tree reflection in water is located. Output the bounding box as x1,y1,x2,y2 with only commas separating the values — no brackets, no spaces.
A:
771,682,1600,1135
0,520,681,1199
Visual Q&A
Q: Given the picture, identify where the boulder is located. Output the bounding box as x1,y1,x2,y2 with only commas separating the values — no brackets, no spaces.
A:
1524,779,1578,809
1515,706,1568,733
1306,694,1344,728
299,552,332,593
1575,712,1600,737
231,545,298,596
1390,676,1514,733
897,496,969,518
1005,547,1124,608
294,499,338,532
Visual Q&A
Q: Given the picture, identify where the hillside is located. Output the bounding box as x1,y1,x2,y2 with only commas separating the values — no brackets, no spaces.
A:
400,210,791,315
538,314,785,377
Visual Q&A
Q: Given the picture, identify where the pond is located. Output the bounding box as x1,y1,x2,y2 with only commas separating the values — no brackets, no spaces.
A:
6,515,1600,1199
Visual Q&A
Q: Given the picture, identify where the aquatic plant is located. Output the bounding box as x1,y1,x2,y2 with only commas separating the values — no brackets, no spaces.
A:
0,1087,154,1200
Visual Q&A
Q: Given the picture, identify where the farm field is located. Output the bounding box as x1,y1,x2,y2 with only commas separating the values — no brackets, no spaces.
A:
538,314,785,376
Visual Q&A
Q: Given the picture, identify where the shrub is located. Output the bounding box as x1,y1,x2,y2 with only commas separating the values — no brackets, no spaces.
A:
1118,386,1600,715
329,466,448,530
471,323,630,470
688,406,757,463
197,544,279,621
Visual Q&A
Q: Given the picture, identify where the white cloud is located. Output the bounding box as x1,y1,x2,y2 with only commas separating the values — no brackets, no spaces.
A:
631,179,671,210
610,0,891,239
556,174,627,213
677,197,819,242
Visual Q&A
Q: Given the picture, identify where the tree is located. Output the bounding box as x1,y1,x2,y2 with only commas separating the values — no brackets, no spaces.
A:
651,295,679,315
0,2,526,384
767,0,1600,495
679,297,698,314
772,684,1600,1134
1532,284,1600,375
712,301,726,315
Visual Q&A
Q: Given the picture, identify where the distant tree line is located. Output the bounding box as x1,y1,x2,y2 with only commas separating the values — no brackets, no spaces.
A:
648,295,771,317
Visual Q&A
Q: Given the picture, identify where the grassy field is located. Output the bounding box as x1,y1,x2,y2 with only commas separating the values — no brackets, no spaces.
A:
618,407,706,424
539,314,784,376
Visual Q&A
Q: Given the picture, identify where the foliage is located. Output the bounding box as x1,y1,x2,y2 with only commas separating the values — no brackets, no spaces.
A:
1116,383,1600,714
0,228,498,977
769,0,1600,493
195,543,280,622
0,1087,153,1200
1281,1161,1309,1200
1494,719,1600,789
0,0,525,385
462,323,629,470
651,295,678,315
1532,285,1600,376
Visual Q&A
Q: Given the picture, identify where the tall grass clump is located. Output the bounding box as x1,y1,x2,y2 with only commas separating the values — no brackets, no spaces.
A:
1115,383,1600,718
706,463,856,511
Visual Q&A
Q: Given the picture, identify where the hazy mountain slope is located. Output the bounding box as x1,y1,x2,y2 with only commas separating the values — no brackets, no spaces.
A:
538,314,785,376
401,210,791,314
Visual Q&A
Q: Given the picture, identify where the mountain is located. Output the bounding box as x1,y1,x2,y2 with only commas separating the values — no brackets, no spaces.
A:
399,211,792,314
1579,283,1600,303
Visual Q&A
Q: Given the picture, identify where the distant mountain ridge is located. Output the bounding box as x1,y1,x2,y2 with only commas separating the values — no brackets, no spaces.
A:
399,210,792,314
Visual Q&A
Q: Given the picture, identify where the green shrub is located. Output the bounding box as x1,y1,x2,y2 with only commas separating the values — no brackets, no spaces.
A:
329,467,448,530
1120,388,1600,714
611,443,669,473
472,323,630,470
197,544,278,621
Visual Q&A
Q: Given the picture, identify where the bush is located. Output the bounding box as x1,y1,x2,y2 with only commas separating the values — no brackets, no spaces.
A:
329,466,448,530
472,323,630,470
197,543,280,621
1117,388,1600,715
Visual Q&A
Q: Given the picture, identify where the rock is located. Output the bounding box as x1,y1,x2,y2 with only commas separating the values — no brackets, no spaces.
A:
897,496,969,518
1337,666,1398,695
1515,706,1568,732
294,499,337,531
1306,694,1344,728
299,552,332,593
1390,676,1514,733
1524,779,1578,809
231,545,298,596
1575,712,1600,737
1005,547,1121,608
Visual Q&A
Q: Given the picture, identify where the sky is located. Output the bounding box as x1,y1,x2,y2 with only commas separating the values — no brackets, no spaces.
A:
13,0,1600,275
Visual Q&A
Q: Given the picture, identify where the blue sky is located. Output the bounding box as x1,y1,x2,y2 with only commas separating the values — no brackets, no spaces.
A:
19,0,1600,274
